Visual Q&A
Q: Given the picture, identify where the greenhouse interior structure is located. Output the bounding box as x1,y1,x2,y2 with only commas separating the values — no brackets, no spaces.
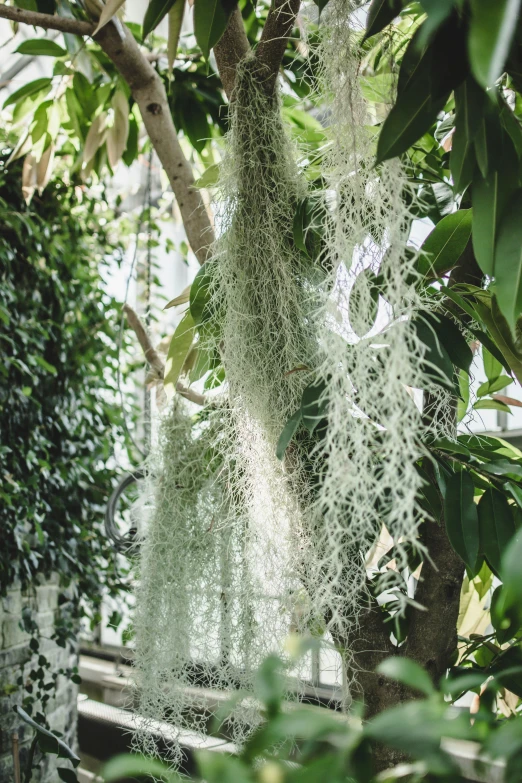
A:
2,0,522,781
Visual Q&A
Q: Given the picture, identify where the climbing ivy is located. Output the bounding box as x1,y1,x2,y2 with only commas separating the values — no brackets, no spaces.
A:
0,147,135,621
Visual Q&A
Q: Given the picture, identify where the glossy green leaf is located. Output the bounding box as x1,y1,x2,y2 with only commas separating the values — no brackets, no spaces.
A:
164,311,195,398
194,0,235,58
276,409,302,460
494,189,522,334
473,297,522,385
444,471,480,573
15,39,67,57
473,398,511,413
476,376,512,397
483,345,503,382
3,77,52,109
480,459,522,479
142,0,176,39
364,0,404,39
418,209,472,280
472,154,518,278
478,487,516,576
180,98,210,153
451,83,476,193
468,0,521,88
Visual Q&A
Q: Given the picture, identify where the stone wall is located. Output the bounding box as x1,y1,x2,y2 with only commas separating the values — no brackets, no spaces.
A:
0,575,78,782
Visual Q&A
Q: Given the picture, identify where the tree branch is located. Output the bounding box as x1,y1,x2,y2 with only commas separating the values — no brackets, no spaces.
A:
0,4,214,265
0,4,93,35
123,304,207,407
256,0,300,94
214,6,250,100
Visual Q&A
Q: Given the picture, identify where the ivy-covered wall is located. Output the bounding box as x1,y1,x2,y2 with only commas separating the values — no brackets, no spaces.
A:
0,150,133,777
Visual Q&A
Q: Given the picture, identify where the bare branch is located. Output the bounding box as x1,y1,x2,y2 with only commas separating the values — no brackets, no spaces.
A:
123,304,207,407
0,4,93,35
214,6,250,100
256,0,300,94
0,4,214,265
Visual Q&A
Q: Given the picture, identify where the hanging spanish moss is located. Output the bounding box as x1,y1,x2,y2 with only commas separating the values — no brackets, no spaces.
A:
308,0,433,653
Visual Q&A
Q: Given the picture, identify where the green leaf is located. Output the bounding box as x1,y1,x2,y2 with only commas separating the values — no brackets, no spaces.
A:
164,311,195,398
194,0,235,59
468,0,521,88
483,345,503,382
451,81,481,193
102,754,177,782
476,376,512,397
478,487,516,576
418,209,472,280
376,657,435,696
301,380,327,433
179,97,210,153
377,17,467,163
494,189,522,334
142,0,176,39
444,471,480,573
189,263,213,325
15,39,67,57
418,0,455,45
364,0,404,40
276,409,302,460
473,297,522,385
472,142,518,278
3,77,52,109
195,163,220,188
474,398,512,413
457,369,470,422
480,459,522,479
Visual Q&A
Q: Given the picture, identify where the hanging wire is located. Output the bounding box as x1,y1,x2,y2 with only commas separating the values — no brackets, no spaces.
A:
108,150,156,550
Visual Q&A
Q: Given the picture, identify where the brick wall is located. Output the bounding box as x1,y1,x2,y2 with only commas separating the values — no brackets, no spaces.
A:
0,575,78,782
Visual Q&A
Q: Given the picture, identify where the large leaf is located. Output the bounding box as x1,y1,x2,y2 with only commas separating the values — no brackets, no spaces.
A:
451,83,478,193
301,380,327,433
473,296,522,384
15,39,67,57
468,0,521,88
364,0,404,40
189,263,213,325
494,189,522,334
478,487,516,576
472,136,518,277
164,311,195,398
142,0,176,39
418,209,472,279
444,471,480,573
377,16,467,163
194,0,235,59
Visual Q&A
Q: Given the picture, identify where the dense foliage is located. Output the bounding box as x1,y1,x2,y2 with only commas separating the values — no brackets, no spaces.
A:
104,538,522,782
0,150,131,616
